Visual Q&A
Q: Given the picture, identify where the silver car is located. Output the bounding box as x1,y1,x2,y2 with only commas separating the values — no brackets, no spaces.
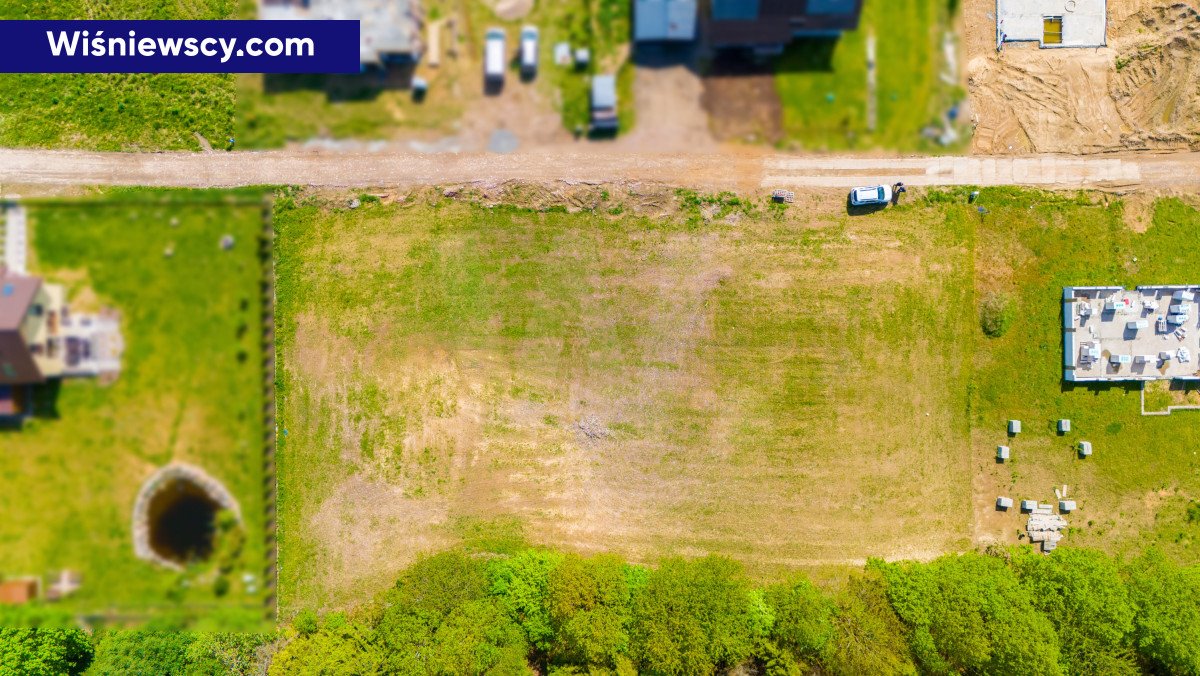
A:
849,185,893,206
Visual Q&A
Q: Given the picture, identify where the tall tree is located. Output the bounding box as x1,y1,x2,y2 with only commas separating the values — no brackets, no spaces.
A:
1014,547,1137,675
0,628,93,676
629,556,761,675
1124,549,1200,675
877,553,1062,675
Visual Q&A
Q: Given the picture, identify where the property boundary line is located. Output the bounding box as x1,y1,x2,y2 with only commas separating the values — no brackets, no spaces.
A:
1140,382,1200,416
260,198,279,621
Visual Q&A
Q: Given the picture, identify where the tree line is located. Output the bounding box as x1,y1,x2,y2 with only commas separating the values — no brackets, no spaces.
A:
2,546,1198,675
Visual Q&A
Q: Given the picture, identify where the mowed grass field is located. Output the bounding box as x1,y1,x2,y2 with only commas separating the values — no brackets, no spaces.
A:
0,1,235,150
275,189,977,612
774,0,962,151
0,191,266,620
970,190,1200,562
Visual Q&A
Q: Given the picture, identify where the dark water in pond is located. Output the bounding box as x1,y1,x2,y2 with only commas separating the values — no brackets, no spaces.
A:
146,478,219,564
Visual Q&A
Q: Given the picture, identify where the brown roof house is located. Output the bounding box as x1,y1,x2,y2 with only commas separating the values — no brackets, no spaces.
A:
709,0,863,55
0,267,123,419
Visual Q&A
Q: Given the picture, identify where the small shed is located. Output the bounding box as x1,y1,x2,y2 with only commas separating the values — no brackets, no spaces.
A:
1058,419,1070,433
1059,500,1077,513
1078,441,1092,458
996,496,1014,511
1020,499,1037,512
0,579,38,605
1008,420,1021,434
996,445,1010,462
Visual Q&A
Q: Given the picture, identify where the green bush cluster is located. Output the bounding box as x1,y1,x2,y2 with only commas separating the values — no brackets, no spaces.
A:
2,546,1197,675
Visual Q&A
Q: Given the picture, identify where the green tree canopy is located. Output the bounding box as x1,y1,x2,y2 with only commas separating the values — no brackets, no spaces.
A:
0,628,92,676
629,556,760,675
1014,547,1137,675
268,613,380,676
764,576,836,665
489,549,565,652
825,572,915,676
877,553,1062,675
88,630,195,676
1124,549,1200,675
545,553,634,671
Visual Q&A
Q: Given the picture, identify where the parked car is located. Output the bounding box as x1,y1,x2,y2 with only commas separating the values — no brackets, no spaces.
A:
484,28,506,84
519,26,539,78
590,74,618,132
849,185,892,206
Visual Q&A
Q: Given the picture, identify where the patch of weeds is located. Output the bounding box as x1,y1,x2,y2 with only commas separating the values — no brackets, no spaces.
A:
979,292,1015,338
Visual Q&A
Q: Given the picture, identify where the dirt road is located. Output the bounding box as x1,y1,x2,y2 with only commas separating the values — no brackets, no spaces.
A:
2,147,1199,193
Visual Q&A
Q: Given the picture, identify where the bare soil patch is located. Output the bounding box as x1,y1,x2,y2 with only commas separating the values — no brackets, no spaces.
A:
701,54,784,145
967,0,1200,154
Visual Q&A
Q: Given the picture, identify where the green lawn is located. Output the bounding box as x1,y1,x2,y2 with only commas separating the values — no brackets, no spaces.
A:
0,1,235,151
0,190,267,624
774,0,964,151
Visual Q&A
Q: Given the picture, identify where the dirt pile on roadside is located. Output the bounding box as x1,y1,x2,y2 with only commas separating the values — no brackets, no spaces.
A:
968,0,1200,154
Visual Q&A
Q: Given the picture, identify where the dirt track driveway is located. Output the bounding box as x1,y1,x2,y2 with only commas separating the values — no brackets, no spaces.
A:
2,147,1200,193
614,45,717,153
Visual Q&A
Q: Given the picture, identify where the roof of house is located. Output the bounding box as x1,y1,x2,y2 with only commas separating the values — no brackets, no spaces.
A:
0,270,44,386
0,271,39,332
634,0,698,41
261,0,422,63
709,0,863,46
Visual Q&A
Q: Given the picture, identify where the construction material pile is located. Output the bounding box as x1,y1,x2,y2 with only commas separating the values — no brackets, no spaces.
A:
1026,504,1067,553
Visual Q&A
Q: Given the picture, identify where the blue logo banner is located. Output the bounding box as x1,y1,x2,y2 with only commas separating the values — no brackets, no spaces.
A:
0,20,361,73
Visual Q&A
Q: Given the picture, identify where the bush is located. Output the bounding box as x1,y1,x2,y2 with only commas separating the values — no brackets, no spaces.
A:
980,292,1015,337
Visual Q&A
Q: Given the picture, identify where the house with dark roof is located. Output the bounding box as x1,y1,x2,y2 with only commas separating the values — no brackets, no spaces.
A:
0,268,123,418
709,0,863,54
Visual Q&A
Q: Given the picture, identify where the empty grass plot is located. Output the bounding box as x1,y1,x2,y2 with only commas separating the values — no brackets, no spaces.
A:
274,189,976,612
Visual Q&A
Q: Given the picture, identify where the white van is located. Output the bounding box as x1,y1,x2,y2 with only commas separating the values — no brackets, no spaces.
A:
484,28,506,83
519,26,539,78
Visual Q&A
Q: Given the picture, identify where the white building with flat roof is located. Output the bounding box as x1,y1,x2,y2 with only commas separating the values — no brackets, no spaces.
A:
997,0,1106,48
1064,285,1200,382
